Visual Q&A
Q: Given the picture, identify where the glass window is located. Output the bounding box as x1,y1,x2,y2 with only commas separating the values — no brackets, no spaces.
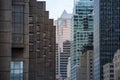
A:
12,34,23,44
29,24,34,33
12,5,24,44
29,45,34,52
29,16,33,23
11,61,23,80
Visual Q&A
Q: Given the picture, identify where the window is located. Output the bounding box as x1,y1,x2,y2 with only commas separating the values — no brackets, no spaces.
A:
12,5,24,44
12,34,23,44
29,16,33,23
29,24,34,33
29,44,34,52
29,34,34,42
11,61,23,80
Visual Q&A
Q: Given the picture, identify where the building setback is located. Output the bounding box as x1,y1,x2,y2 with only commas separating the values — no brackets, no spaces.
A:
94,0,120,80
0,0,56,80
29,1,56,80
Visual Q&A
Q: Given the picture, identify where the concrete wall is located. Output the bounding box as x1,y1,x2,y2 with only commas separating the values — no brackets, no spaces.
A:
0,0,12,79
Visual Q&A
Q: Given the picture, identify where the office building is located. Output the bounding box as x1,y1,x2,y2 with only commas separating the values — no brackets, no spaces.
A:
55,10,72,79
86,50,94,80
0,0,55,80
0,0,29,80
71,0,93,79
113,50,120,80
80,52,87,80
103,63,114,80
94,0,120,80
80,46,93,80
60,41,70,79
29,1,56,80
56,10,72,47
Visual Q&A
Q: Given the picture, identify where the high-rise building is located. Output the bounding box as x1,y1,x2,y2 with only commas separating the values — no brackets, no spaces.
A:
60,41,71,79
94,0,120,80
80,51,87,80
80,46,93,80
71,0,93,79
103,63,114,80
56,10,72,52
55,10,72,79
0,0,56,80
113,50,120,80
0,0,29,80
29,1,56,80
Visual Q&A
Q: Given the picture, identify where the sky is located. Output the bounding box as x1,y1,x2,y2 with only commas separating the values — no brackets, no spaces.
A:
37,0,74,20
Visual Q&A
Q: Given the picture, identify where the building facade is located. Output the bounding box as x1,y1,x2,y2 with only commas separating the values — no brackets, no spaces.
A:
60,41,71,79
80,52,87,80
80,48,93,80
29,1,56,80
56,10,72,48
94,0,120,80
71,0,93,79
0,0,29,80
0,0,56,80
0,0,12,79
113,50,120,80
103,63,114,80
56,43,60,77
55,10,72,79
86,50,93,80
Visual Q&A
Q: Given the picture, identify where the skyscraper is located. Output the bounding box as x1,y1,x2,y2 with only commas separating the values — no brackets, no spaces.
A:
29,0,56,80
56,10,72,52
60,41,71,79
55,10,72,79
71,0,93,80
94,0,120,80
0,0,56,80
0,0,29,79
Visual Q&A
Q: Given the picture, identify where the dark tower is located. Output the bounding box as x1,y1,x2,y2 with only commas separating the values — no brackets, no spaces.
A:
94,0,120,80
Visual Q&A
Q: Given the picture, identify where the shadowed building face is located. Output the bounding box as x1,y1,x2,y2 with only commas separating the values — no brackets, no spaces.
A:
94,0,120,80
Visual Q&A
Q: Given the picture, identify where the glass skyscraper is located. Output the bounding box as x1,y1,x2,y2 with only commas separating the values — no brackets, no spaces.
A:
94,0,120,80
71,0,93,80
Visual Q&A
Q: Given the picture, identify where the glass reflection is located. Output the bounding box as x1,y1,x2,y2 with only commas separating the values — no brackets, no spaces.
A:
11,61,23,80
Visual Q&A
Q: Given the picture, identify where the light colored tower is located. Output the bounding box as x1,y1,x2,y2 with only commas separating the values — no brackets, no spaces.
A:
55,10,72,79
71,0,93,80
103,63,114,80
